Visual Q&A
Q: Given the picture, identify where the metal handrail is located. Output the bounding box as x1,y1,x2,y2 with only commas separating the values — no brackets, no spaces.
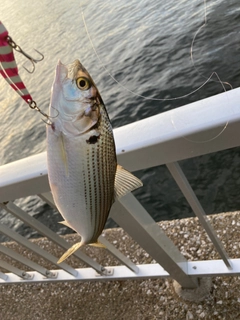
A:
1,88,240,202
0,88,239,287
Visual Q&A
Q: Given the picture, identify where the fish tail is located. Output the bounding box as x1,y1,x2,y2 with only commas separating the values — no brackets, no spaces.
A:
57,242,83,264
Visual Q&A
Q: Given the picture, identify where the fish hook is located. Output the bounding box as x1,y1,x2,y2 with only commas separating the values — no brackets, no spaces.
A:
28,99,52,125
28,100,59,125
7,36,44,73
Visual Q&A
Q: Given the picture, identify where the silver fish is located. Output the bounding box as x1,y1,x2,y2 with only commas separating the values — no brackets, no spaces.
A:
47,60,142,263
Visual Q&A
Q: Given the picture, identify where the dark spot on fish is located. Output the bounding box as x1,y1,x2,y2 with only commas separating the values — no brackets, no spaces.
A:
51,122,55,131
86,135,100,144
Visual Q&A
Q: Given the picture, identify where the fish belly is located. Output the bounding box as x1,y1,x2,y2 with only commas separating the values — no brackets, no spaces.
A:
47,125,116,244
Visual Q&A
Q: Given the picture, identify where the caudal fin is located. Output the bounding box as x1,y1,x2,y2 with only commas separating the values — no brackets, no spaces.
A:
57,242,83,264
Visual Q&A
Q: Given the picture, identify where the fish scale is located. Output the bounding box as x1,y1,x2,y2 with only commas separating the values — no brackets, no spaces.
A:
47,59,142,263
85,111,116,241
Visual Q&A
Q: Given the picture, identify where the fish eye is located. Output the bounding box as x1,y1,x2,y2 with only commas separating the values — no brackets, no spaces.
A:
76,77,91,90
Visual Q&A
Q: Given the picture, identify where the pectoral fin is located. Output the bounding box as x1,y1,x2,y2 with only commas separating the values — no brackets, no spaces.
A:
59,133,69,177
57,242,83,264
114,165,143,200
59,220,74,230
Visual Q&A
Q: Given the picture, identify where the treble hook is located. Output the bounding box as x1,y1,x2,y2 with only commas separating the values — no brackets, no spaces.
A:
28,99,52,125
7,36,44,73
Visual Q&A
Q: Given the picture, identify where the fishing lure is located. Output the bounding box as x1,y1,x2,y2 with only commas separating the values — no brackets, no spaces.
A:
0,21,49,121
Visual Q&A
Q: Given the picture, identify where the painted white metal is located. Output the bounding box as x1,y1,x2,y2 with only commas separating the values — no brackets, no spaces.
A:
0,260,239,285
1,88,240,202
187,259,240,277
0,244,56,278
1,202,105,274
0,260,33,279
0,264,167,285
0,89,239,286
111,193,198,288
98,236,139,273
0,222,78,276
0,272,8,281
167,162,232,268
0,152,48,202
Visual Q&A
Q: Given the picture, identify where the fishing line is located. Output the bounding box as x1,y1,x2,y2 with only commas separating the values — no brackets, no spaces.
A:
81,1,230,101
170,70,229,143
82,0,231,142
190,0,232,90
171,0,230,143
82,10,214,102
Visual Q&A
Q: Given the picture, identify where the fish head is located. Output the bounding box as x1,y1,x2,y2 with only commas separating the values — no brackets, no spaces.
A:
50,59,102,135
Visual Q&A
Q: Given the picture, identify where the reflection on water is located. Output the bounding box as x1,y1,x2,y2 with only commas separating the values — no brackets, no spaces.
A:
1,0,240,240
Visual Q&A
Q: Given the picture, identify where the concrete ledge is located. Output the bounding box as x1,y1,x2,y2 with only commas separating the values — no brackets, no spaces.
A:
0,211,239,320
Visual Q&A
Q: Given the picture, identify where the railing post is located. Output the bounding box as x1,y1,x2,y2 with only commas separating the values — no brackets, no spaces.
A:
110,193,198,289
166,162,232,269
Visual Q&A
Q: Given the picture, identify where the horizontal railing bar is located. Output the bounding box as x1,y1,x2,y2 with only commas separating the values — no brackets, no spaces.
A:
0,271,8,281
0,264,168,284
0,244,55,278
0,260,32,280
40,192,139,274
0,222,77,277
0,152,49,202
187,259,240,276
1,88,240,202
0,259,239,284
166,162,232,269
0,202,105,274
111,193,198,289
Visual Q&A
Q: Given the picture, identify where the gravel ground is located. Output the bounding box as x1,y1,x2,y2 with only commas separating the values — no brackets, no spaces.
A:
0,211,239,320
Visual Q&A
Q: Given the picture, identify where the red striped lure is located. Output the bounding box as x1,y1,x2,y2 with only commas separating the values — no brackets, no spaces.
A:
0,21,49,122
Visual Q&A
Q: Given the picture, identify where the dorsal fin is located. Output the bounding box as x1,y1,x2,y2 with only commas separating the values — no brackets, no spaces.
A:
114,165,143,200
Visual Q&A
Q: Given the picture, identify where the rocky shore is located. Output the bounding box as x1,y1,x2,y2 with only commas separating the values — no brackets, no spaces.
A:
0,211,239,320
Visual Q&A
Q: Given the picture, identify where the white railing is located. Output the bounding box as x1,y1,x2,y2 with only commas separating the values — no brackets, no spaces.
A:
0,88,240,291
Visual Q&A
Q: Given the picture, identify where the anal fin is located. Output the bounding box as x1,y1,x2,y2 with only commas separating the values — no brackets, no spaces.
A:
89,241,106,249
59,220,73,229
59,133,69,177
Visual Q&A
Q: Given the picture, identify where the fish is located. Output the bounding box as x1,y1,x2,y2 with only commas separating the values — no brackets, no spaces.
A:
47,59,143,263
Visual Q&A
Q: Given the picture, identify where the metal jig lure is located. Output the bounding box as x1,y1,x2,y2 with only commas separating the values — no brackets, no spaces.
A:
0,21,51,124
